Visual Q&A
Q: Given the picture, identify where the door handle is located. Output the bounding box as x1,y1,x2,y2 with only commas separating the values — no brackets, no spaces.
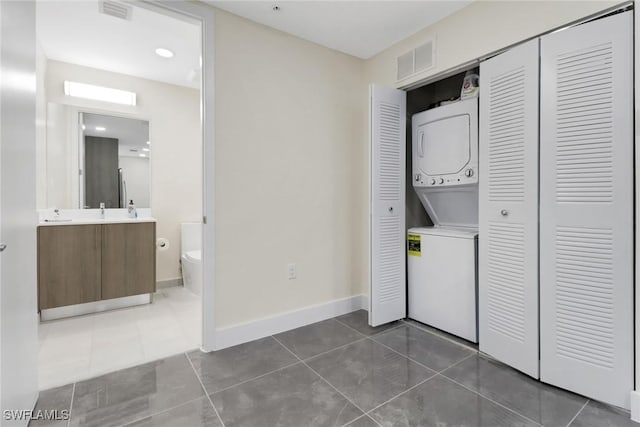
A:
0,244,6,252
500,209,509,217
418,132,425,158
388,206,394,213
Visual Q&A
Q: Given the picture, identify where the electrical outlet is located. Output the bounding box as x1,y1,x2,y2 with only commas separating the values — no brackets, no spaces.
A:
287,263,297,280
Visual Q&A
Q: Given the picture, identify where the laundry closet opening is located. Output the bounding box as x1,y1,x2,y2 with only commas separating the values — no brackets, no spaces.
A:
404,69,480,344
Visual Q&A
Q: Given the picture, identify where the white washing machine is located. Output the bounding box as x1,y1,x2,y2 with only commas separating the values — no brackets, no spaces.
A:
409,97,479,342
408,227,478,342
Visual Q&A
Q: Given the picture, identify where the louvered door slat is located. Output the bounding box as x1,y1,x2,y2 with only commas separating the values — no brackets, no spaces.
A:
479,38,539,378
540,12,633,409
369,85,406,327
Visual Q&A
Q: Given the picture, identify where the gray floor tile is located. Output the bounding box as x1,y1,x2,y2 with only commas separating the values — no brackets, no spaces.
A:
211,362,363,427
443,354,586,427
29,384,74,427
273,319,364,359
403,319,478,350
188,336,298,394
571,400,639,427
344,415,380,427
372,324,474,371
335,310,401,336
306,339,434,411
369,375,538,427
125,397,222,427
70,354,204,427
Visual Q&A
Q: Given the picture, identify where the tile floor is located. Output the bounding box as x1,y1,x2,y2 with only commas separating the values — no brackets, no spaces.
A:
38,286,201,390
31,310,638,427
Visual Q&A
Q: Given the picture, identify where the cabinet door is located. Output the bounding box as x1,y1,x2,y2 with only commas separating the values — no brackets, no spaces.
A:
101,222,156,300
38,225,102,309
369,84,407,326
540,12,633,409
479,38,540,378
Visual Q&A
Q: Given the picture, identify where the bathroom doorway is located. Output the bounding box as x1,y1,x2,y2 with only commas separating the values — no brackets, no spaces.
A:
34,0,212,389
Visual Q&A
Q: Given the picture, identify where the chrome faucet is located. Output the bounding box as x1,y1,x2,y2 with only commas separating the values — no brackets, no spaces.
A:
99,202,105,218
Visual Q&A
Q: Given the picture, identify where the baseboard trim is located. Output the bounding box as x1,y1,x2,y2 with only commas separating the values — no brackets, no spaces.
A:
630,391,640,422
157,278,183,289
214,294,368,350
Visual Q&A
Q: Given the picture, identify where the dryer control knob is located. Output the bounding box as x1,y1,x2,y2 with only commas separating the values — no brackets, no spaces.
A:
415,174,421,182
431,178,436,185
465,168,474,177
439,178,444,184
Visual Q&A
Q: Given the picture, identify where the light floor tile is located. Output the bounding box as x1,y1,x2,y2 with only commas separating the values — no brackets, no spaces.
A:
38,286,201,390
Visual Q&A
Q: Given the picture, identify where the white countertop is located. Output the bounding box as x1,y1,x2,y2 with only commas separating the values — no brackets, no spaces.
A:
37,208,156,226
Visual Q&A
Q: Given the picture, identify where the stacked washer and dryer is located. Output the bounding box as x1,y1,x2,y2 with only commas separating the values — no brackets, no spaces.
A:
408,97,479,343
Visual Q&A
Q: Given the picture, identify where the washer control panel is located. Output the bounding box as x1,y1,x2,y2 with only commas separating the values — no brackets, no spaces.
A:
414,167,478,187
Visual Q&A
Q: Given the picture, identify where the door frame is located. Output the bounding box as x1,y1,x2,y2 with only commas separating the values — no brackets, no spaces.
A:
132,1,217,351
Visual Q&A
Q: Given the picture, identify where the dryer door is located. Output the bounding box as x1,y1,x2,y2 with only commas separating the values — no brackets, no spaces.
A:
416,114,470,176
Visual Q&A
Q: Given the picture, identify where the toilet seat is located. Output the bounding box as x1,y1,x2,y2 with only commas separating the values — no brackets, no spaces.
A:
184,250,201,262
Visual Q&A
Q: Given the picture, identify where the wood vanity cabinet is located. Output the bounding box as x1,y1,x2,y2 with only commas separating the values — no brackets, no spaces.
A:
38,224,102,310
101,222,156,300
38,222,156,310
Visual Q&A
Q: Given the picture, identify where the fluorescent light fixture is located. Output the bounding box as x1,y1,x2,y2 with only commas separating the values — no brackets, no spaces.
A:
155,48,174,58
139,154,146,158
63,81,136,106
95,126,106,132
142,148,150,152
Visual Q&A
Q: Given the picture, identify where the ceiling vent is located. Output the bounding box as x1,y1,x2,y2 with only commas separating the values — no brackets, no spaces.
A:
99,1,132,21
396,38,436,82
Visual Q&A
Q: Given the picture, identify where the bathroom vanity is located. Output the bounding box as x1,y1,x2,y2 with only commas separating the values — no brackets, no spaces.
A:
37,214,156,320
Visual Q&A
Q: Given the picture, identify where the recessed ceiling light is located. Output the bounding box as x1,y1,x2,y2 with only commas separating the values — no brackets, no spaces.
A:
146,141,150,145
95,126,106,131
155,48,174,58
139,154,146,158
142,148,150,152
82,124,86,130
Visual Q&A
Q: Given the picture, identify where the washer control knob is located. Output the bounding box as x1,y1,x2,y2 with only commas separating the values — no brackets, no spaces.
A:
431,178,436,185
465,168,474,177
415,174,421,182
439,178,444,184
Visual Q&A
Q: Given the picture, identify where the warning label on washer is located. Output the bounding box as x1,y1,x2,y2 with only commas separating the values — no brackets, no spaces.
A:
408,234,421,257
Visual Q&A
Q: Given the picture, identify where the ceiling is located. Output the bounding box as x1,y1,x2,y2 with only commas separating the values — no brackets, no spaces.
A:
36,1,201,89
83,113,150,158
209,1,472,59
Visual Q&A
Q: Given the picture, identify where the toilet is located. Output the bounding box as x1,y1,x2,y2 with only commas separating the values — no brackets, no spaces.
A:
181,222,202,296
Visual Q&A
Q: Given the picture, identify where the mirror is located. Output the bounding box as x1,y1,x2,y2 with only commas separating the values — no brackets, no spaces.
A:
38,105,151,210
81,113,150,208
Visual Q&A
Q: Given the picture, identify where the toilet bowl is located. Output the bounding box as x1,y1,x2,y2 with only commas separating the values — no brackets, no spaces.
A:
181,223,202,296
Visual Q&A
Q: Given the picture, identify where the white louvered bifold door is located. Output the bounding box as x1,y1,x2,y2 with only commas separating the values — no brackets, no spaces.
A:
369,84,406,327
479,39,540,378
540,12,633,409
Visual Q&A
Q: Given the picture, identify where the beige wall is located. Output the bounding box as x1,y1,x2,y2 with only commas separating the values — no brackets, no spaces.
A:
365,0,620,88
43,60,201,282
213,10,368,327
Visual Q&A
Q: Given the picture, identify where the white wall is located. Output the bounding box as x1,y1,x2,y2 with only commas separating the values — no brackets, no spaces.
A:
44,102,72,209
213,10,368,328
44,60,201,282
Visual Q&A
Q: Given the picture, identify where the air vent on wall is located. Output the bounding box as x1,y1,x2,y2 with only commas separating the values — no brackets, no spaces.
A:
99,0,132,21
396,38,436,82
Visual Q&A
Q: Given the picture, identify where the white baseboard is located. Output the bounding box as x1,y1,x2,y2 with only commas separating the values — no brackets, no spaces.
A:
630,391,640,422
214,294,368,350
